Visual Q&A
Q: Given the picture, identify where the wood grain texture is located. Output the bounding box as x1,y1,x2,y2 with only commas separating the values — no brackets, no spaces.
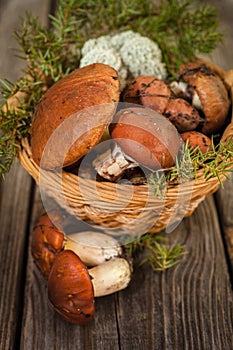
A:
215,173,233,268
209,0,233,271
21,195,233,350
207,0,233,71
0,0,51,349
0,161,32,350
0,0,50,84
115,196,233,350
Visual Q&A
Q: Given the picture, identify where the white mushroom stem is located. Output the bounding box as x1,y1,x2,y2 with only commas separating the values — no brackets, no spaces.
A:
89,257,132,297
64,231,122,266
93,141,138,181
191,91,203,110
169,81,188,97
169,81,203,110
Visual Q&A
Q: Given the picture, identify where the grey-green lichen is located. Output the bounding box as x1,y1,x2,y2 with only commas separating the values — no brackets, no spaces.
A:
80,30,167,90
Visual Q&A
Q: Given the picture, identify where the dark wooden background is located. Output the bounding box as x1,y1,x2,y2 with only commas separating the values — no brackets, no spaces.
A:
0,1,233,349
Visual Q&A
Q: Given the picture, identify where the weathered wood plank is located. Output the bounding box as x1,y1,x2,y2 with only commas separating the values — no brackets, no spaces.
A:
0,161,32,350
0,0,50,84
21,194,233,350
207,0,233,70
21,188,120,350
215,173,233,269
0,0,51,349
20,0,233,349
115,196,233,350
209,0,233,271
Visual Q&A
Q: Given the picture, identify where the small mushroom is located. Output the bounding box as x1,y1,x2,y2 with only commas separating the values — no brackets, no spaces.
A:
48,250,132,325
164,98,201,132
177,61,230,135
122,76,171,114
31,212,124,277
110,107,181,170
31,211,65,278
48,250,95,325
181,131,212,154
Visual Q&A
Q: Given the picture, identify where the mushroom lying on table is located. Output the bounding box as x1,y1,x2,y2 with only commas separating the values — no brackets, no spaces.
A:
48,250,132,325
31,212,124,277
31,211,132,325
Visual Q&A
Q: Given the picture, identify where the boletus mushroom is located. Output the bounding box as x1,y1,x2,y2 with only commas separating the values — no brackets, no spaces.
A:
48,250,132,325
31,212,124,277
164,98,201,133
110,107,181,170
122,76,171,114
30,63,120,169
181,131,212,154
177,61,230,135
31,211,65,278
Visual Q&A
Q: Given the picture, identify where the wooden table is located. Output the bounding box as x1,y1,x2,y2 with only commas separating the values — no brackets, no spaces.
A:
0,1,233,349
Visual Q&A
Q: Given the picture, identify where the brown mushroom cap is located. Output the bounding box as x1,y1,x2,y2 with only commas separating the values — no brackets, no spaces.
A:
31,211,65,278
110,107,181,170
164,98,201,132
48,250,95,325
181,131,212,154
31,63,120,169
178,62,230,135
122,76,171,114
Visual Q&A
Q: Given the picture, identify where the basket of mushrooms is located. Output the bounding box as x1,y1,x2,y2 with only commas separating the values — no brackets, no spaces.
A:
19,53,233,324
18,56,233,236
1,9,233,324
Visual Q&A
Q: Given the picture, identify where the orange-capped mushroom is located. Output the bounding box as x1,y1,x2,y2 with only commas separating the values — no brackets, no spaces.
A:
164,98,201,133
31,211,65,278
30,63,120,169
110,107,181,170
122,76,171,114
181,131,212,154
48,250,95,325
48,250,132,325
178,61,230,135
31,213,124,276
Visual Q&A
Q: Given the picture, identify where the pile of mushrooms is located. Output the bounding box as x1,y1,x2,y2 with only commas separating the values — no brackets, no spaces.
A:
93,60,231,181
31,210,132,325
30,60,231,183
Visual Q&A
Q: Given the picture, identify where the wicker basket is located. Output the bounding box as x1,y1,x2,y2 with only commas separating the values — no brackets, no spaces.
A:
18,69,233,236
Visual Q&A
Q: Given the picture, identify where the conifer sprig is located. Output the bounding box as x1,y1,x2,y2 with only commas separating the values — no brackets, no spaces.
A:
125,232,187,271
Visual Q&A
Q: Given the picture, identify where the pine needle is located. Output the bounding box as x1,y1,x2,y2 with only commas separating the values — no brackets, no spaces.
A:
124,233,187,271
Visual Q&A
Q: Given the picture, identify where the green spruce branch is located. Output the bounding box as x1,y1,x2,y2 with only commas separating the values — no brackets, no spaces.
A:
149,139,233,198
124,233,187,271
